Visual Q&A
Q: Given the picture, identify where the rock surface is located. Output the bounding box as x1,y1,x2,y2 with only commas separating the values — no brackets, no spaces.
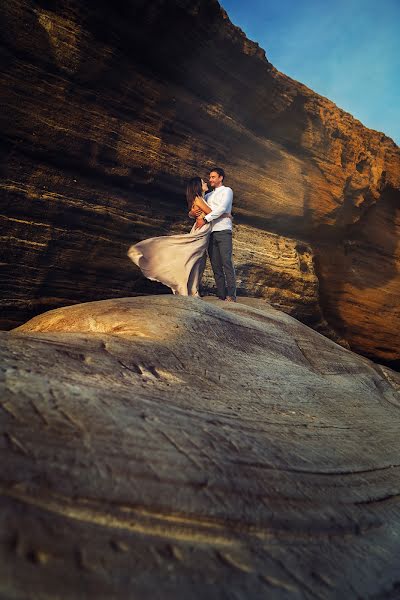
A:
1,296,400,598
0,0,399,367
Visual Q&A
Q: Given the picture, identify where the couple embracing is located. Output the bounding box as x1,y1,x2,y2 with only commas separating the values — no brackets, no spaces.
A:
128,167,236,301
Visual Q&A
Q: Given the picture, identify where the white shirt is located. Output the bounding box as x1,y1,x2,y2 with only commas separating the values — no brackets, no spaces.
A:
204,185,233,232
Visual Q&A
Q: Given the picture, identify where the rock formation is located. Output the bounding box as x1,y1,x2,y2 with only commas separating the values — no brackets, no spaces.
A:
1,295,400,598
0,0,399,367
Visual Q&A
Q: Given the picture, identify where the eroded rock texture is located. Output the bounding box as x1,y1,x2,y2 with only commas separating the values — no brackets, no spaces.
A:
1,296,400,598
1,0,399,366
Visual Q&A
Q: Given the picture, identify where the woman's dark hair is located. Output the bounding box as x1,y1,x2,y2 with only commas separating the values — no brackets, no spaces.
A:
186,176,203,209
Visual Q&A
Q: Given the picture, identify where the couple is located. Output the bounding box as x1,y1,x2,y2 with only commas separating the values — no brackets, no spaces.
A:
128,167,236,301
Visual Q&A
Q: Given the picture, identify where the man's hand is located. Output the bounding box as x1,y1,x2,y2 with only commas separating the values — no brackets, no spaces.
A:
189,207,203,218
195,217,206,229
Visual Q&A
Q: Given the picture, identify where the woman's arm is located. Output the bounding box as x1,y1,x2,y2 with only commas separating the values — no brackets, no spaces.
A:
193,196,211,214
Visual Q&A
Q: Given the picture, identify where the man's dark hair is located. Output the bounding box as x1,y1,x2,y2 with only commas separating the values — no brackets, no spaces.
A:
209,167,225,181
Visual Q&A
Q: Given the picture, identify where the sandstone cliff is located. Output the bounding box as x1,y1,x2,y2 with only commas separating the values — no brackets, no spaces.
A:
1,296,400,598
1,0,399,366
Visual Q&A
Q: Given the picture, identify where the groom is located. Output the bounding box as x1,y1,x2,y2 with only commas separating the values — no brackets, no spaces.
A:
192,167,237,302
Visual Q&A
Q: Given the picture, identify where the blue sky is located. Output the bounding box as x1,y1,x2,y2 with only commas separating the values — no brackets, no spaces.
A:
221,0,400,145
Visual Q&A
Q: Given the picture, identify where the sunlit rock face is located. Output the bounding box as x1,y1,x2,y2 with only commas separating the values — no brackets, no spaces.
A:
1,0,399,365
1,296,400,598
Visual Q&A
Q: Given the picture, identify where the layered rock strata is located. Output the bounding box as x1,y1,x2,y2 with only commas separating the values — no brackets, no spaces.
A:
0,0,399,365
1,296,400,598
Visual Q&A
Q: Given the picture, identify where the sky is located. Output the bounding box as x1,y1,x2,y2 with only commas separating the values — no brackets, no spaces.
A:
221,0,400,146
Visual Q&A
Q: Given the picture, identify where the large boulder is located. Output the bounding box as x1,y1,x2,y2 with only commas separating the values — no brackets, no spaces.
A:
1,296,400,598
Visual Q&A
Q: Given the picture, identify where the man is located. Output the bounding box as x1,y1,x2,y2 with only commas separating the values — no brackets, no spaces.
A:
192,167,236,302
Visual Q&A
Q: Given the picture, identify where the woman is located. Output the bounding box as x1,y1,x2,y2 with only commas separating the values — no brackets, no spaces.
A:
128,177,228,296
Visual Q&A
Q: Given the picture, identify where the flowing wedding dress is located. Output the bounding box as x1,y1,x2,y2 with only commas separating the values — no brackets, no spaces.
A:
128,220,211,296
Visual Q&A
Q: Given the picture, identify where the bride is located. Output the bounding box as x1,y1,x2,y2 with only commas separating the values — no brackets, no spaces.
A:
128,177,230,296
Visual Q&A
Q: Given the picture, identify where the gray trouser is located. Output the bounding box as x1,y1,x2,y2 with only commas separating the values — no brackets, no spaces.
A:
208,230,236,298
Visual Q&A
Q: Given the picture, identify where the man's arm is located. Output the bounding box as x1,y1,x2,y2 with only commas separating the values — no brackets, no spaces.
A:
189,207,202,218
203,188,233,223
195,188,233,229
189,196,211,218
